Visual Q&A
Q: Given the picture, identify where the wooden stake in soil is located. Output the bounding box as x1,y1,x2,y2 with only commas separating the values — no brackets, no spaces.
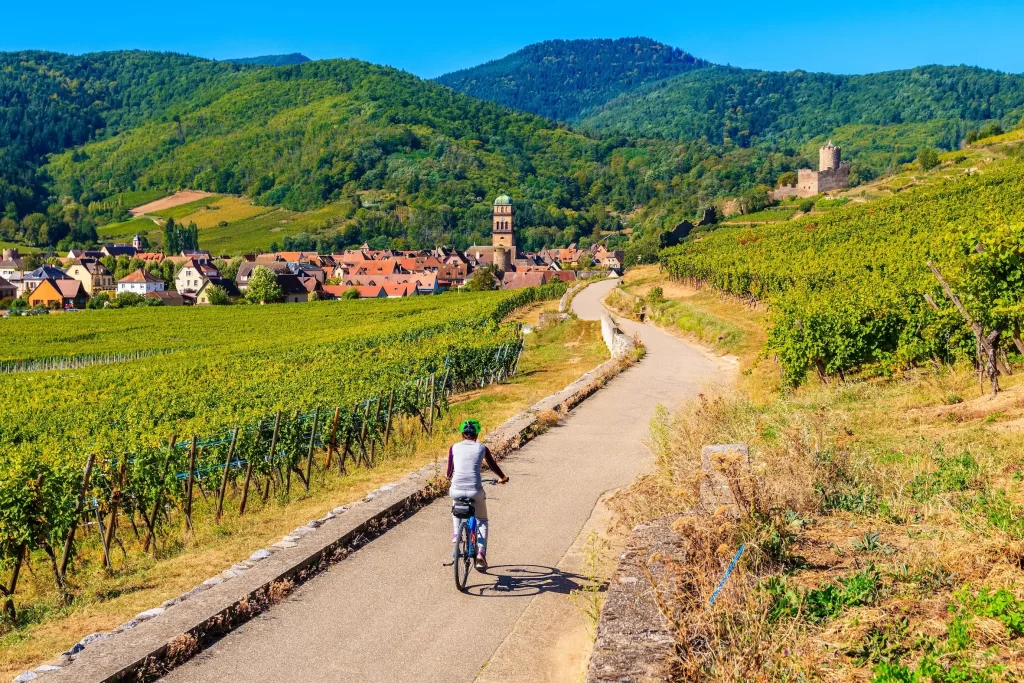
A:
263,411,282,503
286,410,298,496
59,453,95,579
143,435,175,553
216,427,239,521
304,408,320,491
325,407,341,471
383,390,396,448
357,402,370,466
239,422,261,516
184,436,198,531
102,457,128,568
426,375,436,435
2,545,25,620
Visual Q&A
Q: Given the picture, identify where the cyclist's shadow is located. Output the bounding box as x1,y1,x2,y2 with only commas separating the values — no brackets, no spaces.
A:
463,564,589,597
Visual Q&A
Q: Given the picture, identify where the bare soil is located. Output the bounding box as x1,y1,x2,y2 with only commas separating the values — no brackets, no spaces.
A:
129,191,216,216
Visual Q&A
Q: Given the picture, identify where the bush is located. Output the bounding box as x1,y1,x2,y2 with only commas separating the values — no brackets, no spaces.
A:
112,291,147,308
798,199,816,213
917,147,940,171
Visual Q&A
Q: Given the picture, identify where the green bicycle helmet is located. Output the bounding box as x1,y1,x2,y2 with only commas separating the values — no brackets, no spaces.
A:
460,419,482,438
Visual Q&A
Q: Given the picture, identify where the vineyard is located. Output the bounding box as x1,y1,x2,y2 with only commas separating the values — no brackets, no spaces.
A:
0,285,563,620
661,160,1024,385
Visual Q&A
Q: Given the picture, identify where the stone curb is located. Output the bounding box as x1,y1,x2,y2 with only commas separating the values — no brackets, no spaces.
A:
31,315,635,683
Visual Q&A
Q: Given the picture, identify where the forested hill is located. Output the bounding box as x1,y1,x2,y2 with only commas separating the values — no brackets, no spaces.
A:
580,64,1024,147
221,53,311,66
0,50,252,217
435,38,709,122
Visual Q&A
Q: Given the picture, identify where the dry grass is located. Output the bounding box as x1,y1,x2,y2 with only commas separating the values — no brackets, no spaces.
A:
0,309,609,678
612,288,1024,681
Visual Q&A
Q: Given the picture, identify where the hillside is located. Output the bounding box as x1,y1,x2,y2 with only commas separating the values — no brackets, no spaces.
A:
435,37,709,122
0,51,249,218
221,53,311,66
581,64,1024,152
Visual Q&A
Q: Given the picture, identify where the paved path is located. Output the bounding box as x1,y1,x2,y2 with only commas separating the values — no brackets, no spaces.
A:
164,280,725,683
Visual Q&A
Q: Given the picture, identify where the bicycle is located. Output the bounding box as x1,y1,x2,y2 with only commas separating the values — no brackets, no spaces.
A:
446,478,499,592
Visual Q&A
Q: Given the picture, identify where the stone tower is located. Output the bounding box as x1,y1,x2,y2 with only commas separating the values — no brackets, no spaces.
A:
492,193,515,270
819,140,841,172
132,234,143,251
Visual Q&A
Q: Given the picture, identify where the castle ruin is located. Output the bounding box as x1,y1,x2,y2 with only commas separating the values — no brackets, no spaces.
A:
773,141,850,199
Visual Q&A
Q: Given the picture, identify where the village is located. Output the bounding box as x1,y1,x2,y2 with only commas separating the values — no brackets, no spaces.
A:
0,195,624,312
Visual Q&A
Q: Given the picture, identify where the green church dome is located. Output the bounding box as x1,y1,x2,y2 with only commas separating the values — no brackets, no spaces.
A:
493,194,512,206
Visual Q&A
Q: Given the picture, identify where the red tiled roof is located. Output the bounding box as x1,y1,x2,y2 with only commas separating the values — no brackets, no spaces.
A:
119,269,163,283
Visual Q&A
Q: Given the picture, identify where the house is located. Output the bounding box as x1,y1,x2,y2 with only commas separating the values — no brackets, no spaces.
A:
101,243,138,258
180,249,213,264
350,260,402,277
501,272,548,290
136,252,165,263
0,259,23,281
21,265,71,297
27,279,90,309
195,278,240,304
66,260,115,294
382,282,418,298
146,290,185,306
118,269,165,295
0,276,15,300
236,261,290,291
321,284,387,299
436,264,468,290
66,248,104,260
175,258,221,293
276,273,315,303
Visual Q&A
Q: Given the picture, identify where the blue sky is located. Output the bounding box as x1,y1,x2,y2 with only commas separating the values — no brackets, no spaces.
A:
4,0,1023,78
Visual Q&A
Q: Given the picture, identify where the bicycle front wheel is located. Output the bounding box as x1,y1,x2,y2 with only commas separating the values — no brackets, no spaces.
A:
454,521,472,591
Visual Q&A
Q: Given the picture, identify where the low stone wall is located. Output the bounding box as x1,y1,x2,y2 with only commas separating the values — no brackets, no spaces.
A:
600,312,635,358
558,280,592,313
585,443,749,683
33,335,637,683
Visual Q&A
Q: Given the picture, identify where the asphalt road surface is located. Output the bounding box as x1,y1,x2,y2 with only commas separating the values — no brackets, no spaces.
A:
163,279,725,683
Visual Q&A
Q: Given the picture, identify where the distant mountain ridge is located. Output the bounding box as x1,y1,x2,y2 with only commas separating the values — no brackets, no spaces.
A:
220,53,311,66
438,38,1024,155
436,37,709,122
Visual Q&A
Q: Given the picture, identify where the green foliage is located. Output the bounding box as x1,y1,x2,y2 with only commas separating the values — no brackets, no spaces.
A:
583,65,1024,158
765,567,880,624
798,199,816,213
908,450,980,501
436,38,708,123
917,147,940,170
203,285,231,305
244,266,284,304
661,162,1024,384
465,265,499,292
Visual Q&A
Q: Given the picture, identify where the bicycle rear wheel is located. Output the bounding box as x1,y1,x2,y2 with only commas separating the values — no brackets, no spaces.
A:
454,521,472,591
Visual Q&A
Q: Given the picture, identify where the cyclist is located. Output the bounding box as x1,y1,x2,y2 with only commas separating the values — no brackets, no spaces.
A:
447,418,508,570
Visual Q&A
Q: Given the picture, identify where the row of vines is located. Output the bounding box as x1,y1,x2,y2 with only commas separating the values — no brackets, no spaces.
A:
0,282,566,620
660,160,1024,385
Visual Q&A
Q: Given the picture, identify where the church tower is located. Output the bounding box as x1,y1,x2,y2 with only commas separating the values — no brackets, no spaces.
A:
492,193,515,271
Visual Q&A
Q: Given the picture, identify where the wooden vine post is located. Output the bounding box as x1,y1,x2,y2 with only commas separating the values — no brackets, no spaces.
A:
286,410,298,496
369,398,382,463
216,428,239,521
102,457,128,569
1,545,25,620
357,402,370,466
238,422,260,516
426,374,436,435
59,453,96,579
324,407,341,471
143,435,175,553
304,408,320,491
339,410,354,475
184,436,198,531
383,389,396,448
262,411,282,503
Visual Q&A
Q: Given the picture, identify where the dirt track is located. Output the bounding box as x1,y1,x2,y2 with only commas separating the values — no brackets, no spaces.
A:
128,191,215,216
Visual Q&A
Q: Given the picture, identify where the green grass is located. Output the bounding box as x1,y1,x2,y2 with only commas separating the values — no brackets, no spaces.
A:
96,217,161,243
0,241,41,254
114,189,167,209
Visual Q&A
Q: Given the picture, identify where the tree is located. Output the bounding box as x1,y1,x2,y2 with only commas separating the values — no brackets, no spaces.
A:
342,287,360,300
245,266,283,304
777,171,798,187
738,185,773,215
204,285,231,305
917,148,940,171
163,217,179,255
87,292,111,309
465,265,498,292
112,292,146,308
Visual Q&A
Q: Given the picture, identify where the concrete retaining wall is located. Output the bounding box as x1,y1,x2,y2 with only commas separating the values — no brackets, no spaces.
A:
600,312,635,359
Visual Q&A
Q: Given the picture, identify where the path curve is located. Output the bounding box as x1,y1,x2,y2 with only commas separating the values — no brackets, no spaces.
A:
163,279,725,682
